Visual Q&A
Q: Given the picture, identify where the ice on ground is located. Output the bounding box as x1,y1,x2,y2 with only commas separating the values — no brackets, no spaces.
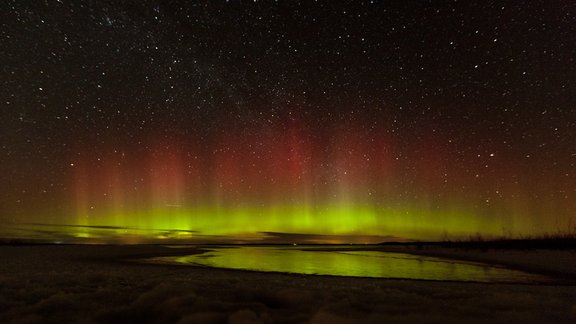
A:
0,245,574,323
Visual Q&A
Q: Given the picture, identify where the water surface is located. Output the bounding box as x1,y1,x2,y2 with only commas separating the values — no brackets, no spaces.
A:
150,246,551,283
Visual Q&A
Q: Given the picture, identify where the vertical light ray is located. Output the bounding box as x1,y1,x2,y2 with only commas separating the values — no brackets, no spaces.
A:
61,119,574,243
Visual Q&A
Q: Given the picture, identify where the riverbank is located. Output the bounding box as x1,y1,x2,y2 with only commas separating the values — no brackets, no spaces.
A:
0,244,575,323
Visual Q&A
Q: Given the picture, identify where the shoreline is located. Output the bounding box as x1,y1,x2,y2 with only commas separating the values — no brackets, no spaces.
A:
4,242,576,281
1,245,575,323
342,245,576,282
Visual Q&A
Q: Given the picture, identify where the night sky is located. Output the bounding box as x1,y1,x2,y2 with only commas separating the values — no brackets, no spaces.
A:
1,1,575,243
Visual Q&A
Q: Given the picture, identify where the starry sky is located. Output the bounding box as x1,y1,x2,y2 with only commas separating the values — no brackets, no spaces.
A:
1,1,575,243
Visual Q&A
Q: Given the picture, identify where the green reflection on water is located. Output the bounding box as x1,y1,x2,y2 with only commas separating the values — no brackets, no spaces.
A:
158,246,550,283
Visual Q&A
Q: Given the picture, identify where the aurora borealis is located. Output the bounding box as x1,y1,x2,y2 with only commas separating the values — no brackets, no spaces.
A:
1,1,575,243
62,121,574,243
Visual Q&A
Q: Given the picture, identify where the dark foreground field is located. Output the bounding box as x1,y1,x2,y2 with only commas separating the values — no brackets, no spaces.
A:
0,244,575,323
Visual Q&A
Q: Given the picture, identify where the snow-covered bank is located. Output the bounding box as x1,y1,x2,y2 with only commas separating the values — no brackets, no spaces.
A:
0,245,575,323
374,245,576,280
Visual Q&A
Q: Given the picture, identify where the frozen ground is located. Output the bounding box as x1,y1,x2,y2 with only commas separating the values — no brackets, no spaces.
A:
0,245,575,323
